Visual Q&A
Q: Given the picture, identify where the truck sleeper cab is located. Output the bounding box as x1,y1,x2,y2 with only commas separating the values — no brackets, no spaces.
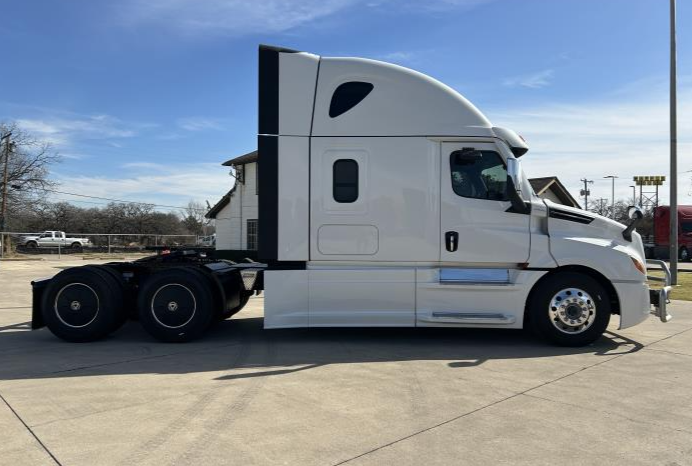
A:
30,45,671,346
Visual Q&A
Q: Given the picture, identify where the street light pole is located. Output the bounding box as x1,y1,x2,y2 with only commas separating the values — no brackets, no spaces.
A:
630,185,636,205
604,175,618,219
670,0,678,285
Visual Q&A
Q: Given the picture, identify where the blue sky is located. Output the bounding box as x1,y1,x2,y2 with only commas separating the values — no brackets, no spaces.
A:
1,0,690,210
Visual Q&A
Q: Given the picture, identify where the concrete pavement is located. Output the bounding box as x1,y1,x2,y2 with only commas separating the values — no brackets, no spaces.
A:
1,258,691,465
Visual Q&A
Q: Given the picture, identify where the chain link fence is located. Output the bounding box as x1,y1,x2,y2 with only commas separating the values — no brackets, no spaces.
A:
0,232,214,258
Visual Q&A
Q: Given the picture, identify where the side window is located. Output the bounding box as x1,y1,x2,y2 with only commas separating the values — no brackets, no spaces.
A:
333,159,359,203
329,82,374,118
246,219,258,250
681,222,692,234
450,150,508,201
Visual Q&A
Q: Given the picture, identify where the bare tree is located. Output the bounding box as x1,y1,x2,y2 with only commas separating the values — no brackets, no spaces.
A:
180,200,209,236
1,121,61,227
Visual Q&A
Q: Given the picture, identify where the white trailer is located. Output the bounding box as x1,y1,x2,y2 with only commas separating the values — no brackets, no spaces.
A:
31,45,671,346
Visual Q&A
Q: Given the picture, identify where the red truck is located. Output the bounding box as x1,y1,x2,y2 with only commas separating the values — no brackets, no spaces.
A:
653,206,692,261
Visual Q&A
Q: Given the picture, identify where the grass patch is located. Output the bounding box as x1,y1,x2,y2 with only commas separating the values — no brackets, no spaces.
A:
649,270,692,301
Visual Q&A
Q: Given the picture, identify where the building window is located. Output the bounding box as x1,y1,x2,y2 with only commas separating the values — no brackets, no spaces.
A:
450,150,508,201
329,82,374,118
333,159,359,203
247,219,258,250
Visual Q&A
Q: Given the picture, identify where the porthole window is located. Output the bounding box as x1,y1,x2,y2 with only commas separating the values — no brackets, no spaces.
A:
333,159,359,203
329,82,374,118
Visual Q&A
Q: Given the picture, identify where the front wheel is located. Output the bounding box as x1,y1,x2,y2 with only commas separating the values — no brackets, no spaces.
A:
527,272,611,347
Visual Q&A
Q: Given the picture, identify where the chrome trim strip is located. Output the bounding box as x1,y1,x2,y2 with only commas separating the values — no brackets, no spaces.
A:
439,268,509,284
427,312,516,324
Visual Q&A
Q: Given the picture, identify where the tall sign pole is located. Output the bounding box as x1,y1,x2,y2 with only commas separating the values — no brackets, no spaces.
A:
670,0,678,285
604,175,618,219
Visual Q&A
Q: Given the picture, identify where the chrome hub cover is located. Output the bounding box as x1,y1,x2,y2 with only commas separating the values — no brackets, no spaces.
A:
167,301,179,312
549,288,596,334
70,300,81,311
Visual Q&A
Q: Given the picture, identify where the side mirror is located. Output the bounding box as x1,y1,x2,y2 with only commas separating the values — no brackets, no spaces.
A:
623,205,644,242
506,157,530,214
628,206,644,220
507,158,522,197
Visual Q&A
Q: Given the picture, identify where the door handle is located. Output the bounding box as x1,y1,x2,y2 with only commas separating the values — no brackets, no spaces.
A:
445,231,459,252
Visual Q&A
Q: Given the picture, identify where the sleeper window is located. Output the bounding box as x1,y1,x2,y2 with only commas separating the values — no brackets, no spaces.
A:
333,159,359,203
450,150,508,201
329,82,374,118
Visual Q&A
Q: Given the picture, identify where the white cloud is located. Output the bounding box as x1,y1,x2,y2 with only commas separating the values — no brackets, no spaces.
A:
378,51,415,63
489,84,692,204
119,0,495,36
120,0,360,36
16,114,140,147
503,69,554,89
55,162,233,209
177,117,226,132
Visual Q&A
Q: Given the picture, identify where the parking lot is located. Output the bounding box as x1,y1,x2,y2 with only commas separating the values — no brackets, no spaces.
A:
2,258,692,466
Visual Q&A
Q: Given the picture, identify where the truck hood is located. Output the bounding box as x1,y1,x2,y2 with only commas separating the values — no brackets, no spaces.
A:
544,200,646,262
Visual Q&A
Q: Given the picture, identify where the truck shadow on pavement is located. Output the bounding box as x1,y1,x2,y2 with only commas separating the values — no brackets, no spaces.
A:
0,315,645,382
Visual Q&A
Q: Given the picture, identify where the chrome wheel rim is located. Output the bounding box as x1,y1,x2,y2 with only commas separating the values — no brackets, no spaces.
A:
548,288,596,334
151,284,196,329
54,283,100,328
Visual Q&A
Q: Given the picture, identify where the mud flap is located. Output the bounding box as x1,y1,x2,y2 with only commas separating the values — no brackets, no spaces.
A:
31,278,50,329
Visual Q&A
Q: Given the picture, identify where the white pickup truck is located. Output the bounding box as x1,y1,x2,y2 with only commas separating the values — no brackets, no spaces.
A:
20,231,91,249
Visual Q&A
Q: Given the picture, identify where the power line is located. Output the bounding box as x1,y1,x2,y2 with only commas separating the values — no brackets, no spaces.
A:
31,187,208,212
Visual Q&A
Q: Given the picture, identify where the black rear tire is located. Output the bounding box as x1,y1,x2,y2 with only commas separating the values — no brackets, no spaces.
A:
83,265,130,331
137,267,216,342
527,272,611,347
41,266,126,342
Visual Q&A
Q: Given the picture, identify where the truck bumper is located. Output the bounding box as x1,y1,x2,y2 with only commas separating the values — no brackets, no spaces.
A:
31,278,51,329
646,259,673,323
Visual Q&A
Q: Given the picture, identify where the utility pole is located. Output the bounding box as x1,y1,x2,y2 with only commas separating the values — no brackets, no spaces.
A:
0,132,12,256
604,175,618,219
580,178,593,210
670,0,678,285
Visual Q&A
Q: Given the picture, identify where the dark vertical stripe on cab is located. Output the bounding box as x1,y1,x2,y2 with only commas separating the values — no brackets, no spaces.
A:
258,44,298,136
258,46,279,136
258,135,279,261
257,45,299,262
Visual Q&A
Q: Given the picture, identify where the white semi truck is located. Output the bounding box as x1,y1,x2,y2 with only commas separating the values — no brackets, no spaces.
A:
31,45,671,346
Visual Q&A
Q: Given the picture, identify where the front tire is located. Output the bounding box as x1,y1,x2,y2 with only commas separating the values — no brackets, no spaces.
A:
527,272,611,347
137,267,216,342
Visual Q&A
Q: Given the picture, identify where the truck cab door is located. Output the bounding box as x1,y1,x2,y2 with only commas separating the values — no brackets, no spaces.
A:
440,142,530,264
38,232,52,246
